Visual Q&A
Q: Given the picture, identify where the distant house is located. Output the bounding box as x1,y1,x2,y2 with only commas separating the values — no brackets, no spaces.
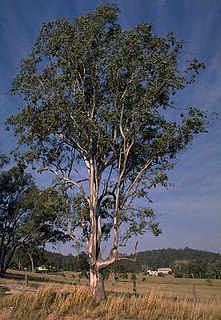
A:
157,268,172,275
147,270,158,276
36,265,49,273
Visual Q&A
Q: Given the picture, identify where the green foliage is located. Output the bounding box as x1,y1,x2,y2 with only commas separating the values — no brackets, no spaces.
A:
13,247,220,278
0,152,9,169
130,273,137,281
79,270,89,279
136,247,220,270
101,268,111,280
174,272,184,278
136,248,221,279
77,252,90,271
119,272,128,280
6,3,208,276
0,165,35,276
32,250,89,272
10,246,45,271
0,163,67,277
111,259,141,274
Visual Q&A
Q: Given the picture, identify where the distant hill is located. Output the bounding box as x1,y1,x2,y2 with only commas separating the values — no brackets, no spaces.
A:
41,247,220,271
17,247,220,276
135,247,221,269
37,247,221,278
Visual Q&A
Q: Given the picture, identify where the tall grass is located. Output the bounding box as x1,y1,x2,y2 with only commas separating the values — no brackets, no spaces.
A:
0,284,220,320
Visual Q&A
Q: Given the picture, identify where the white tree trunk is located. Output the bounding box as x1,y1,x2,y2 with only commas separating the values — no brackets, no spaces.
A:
90,268,106,303
27,251,35,273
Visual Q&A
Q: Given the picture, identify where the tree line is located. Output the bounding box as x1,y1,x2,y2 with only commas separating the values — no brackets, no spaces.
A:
8,240,221,280
136,248,221,279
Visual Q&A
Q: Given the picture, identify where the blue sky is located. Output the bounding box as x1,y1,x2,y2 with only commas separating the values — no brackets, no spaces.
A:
0,0,220,255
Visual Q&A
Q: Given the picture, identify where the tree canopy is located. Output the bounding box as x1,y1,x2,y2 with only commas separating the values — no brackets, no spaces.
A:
6,4,208,301
0,161,66,277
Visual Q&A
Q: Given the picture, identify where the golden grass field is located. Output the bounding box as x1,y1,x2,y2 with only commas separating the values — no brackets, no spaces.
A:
0,271,221,320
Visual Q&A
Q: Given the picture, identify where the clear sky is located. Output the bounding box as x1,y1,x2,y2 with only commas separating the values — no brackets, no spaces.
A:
0,0,220,254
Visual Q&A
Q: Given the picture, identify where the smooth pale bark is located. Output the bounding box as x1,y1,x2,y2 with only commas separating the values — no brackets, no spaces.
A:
90,269,106,303
6,3,208,305
27,252,35,273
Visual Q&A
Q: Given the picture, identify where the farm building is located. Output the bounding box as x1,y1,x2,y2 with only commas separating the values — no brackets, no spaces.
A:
157,268,172,275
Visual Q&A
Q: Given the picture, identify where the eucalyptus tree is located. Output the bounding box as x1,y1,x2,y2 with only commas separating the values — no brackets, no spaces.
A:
0,165,33,277
0,164,65,277
7,4,207,301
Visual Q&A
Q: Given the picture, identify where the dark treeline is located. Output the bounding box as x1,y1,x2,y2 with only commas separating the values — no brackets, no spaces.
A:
136,247,221,279
10,247,89,273
10,247,221,279
137,247,221,269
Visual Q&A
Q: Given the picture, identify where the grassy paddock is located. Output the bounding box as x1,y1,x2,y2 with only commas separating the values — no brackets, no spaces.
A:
0,284,221,320
107,275,221,302
3,269,79,284
0,272,221,319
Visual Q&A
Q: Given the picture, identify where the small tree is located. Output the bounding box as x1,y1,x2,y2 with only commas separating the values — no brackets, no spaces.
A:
0,165,34,277
0,163,65,277
7,4,207,301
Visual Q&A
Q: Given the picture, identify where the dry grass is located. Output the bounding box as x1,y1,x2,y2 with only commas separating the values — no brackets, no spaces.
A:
0,282,221,320
106,276,221,302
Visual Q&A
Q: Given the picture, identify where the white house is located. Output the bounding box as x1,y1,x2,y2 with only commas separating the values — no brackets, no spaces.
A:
157,268,172,275
36,265,49,273
147,270,158,276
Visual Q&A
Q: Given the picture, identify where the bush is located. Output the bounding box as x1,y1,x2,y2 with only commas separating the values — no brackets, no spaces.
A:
79,270,89,279
131,274,137,281
119,273,128,280
174,272,183,278
158,273,165,277
101,269,110,280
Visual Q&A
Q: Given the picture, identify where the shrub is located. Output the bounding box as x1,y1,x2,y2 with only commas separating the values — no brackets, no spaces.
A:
131,274,137,281
79,270,89,279
119,273,128,280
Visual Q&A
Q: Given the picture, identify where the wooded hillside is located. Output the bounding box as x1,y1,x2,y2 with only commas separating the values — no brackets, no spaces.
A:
11,247,221,279
136,247,221,269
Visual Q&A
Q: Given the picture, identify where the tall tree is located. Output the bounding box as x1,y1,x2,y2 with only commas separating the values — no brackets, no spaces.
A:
0,164,65,277
6,4,207,301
